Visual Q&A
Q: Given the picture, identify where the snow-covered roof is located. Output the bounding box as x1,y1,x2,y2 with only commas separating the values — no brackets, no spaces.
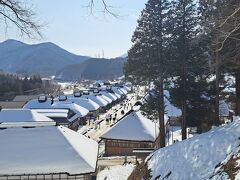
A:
23,99,52,109
0,109,55,128
23,99,90,119
108,91,121,99
112,87,124,96
52,102,89,119
0,126,98,175
99,94,112,104
100,91,118,101
119,88,128,95
68,97,100,111
110,88,122,99
123,86,131,92
82,95,108,107
0,109,54,122
33,109,69,118
101,111,159,142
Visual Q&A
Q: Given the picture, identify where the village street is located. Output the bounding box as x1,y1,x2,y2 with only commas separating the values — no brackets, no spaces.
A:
78,86,144,141
76,86,146,170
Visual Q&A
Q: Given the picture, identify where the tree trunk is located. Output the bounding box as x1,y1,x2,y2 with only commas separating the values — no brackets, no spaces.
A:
182,65,187,140
181,0,187,140
215,50,220,125
159,76,166,148
235,70,240,115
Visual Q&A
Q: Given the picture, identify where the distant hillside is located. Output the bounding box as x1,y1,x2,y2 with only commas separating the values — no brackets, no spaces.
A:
56,57,127,81
0,39,89,75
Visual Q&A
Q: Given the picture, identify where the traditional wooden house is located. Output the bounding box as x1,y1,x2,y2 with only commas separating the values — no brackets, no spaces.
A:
99,90,118,106
81,94,109,113
112,87,125,99
100,110,161,157
89,89,113,110
51,102,89,131
0,124,98,180
61,95,100,120
33,108,89,128
0,109,55,128
23,96,89,131
106,88,121,103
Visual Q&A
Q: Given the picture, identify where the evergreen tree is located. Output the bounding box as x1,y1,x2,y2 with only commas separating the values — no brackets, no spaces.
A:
167,0,215,137
169,0,199,139
125,0,172,147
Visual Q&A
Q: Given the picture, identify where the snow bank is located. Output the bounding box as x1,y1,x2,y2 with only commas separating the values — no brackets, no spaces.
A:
147,118,240,179
97,164,135,180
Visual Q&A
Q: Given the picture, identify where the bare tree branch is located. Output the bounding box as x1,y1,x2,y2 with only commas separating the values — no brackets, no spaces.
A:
86,0,120,18
212,3,240,52
0,0,43,39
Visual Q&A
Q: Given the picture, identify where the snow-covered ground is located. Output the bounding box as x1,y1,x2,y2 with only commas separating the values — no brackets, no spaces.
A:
166,126,193,146
147,118,240,179
97,164,135,180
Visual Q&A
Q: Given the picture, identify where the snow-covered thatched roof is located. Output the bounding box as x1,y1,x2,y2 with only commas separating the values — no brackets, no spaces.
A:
100,91,118,101
123,85,131,92
52,102,89,120
23,99,52,109
33,109,69,118
0,109,55,128
101,111,159,142
112,87,124,97
98,94,112,104
68,97,100,111
23,99,89,120
82,95,108,107
0,126,98,175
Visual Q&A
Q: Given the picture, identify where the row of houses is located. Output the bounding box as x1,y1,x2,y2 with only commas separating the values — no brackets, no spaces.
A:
0,110,98,180
0,82,134,179
0,81,232,179
0,84,131,131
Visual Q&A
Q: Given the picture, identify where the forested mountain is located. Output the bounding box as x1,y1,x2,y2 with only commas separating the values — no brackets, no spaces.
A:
56,57,126,81
0,39,89,75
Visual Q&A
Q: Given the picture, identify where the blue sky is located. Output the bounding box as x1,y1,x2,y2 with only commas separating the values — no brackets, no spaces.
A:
0,0,147,58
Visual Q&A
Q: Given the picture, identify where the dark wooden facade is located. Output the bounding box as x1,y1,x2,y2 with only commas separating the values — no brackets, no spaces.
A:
0,173,93,180
103,135,160,157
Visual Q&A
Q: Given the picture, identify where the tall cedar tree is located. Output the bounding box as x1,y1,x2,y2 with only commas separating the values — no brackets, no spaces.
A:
168,0,212,138
125,0,172,148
